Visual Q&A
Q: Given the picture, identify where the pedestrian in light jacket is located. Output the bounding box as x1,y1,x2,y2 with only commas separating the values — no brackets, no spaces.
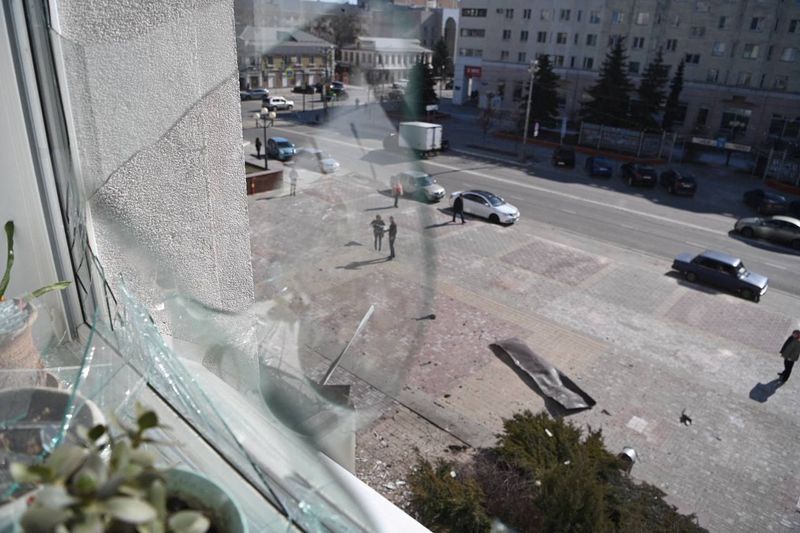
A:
778,329,800,383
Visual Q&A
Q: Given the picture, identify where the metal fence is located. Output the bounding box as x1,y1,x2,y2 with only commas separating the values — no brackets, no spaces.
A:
577,123,676,159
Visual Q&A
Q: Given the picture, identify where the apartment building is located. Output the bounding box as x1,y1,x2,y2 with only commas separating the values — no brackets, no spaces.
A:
340,37,433,85
453,0,800,145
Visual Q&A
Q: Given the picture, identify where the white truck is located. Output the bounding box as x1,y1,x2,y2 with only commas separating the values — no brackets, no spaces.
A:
383,121,446,158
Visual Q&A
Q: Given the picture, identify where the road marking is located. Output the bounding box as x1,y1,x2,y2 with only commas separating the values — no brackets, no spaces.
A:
560,208,577,215
684,241,706,248
619,223,635,230
272,125,727,237
764,262,788,270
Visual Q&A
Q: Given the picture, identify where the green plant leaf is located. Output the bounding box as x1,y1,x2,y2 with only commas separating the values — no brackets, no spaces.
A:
47,444,89,480
29,280,71,299
34,486,79,509
104,496,158,524
0,221,14,299
10,462,43,484
88,424,107,442
137,411,159,431
70,515,104,533
20,507,73,531
168,510,210,533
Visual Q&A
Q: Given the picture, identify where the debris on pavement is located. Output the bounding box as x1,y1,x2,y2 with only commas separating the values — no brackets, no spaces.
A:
680,409,693,426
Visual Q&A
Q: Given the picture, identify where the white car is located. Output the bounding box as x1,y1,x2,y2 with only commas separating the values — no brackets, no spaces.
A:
294,148,340,174
249,88,269,99
262,96,294,111
450,190,520,225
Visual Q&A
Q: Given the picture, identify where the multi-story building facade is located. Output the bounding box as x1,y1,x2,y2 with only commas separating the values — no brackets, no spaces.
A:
340,37,434,85
453,1,800,145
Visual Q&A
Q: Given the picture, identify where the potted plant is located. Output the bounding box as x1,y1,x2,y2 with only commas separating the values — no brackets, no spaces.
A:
0,220,71,380
11,405,247,532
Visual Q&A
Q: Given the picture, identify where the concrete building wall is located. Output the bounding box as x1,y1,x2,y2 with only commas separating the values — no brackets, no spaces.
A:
52,0,254,322
453,0,800,144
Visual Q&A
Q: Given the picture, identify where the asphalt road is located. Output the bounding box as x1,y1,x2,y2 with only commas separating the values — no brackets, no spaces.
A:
240,101,799,297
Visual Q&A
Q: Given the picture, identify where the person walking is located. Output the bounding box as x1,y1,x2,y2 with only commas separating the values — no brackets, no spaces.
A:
255,137,262,159
388,216,397,259
452,194,465,223
370,214,386,251
778,329,800,383
393,181,403,208
289,166,298,196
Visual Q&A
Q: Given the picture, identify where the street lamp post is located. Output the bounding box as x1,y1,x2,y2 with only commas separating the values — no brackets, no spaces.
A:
520,60,539,162
256,107,276,169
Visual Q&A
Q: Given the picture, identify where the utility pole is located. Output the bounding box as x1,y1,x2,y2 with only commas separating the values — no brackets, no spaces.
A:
520,60,539,162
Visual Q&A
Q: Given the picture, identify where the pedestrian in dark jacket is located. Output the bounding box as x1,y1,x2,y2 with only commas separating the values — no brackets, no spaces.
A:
778,330,800,383
388,217,397,259
370,215,386,251
452,195,465,223
255,137,262,159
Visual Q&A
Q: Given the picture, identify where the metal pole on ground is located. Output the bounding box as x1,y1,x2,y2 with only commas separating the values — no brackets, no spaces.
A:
519,60,539,162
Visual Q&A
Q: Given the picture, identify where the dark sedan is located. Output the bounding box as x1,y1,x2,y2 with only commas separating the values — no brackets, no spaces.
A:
620,163,657,187
742,189,789,215
551,147,576,168
585,156,613,178
659,170,697,196
672,250,768,302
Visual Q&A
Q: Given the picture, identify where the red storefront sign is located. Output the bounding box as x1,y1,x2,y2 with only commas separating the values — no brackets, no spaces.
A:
464,66,482,78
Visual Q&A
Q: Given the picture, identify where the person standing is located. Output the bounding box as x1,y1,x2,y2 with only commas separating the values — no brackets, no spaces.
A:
778,330,800,383
255,137,262,159
370,215,386,251
393,181,403,208
388,216,397,259
452,194,465,223
289,166,298,196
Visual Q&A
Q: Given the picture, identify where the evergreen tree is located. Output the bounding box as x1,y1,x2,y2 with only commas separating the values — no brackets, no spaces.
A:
432,37,451,79
404,62,438,118
519,55,560,135
580,38,635,128
662,60,685,131
635,48,669,130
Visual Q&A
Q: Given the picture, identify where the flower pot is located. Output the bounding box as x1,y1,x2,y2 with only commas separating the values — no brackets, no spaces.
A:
165,469,248,533
0,300,51,389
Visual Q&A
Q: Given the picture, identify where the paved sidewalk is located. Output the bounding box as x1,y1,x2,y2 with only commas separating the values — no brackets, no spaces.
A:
247,163,800,531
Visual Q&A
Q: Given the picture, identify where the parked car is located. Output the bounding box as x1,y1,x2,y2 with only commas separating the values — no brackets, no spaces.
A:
292,85,315,94
551,146,576,168
584,156,613,178
267,137,296,161
671,249,768,302
250,88,269,99
734,215,800,250
390,171,446,202
262,96,294,111
239,90,252,100
790,200,800,218
445,79,454,89
449,190,520,225
620,163,657,187
294,148,339,173
742,189,789,215
659,169,697,196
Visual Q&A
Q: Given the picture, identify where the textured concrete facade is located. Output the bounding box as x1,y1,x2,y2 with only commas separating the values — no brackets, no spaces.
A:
53,0,254,319
453,0,800,144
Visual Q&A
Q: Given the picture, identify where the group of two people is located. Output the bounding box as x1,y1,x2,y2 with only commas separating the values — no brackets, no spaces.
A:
370,215,397,259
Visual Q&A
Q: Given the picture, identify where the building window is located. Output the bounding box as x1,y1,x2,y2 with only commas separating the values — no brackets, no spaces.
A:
560,9,571,21
718,16,729,29
690,26,706,38
553,55,565,67
460,28,486,37
666,39,678,52
781,47,798,61
577,10,582,22
586,34,598,46
512,81,523,101
557,32,568,44
773,76,788,90
502,29,511,40
712,42,726,56
523,9,532,19
695,1,710,12
737,71,752,86
583,57,594,69
570,56,576,67
537,31,548,43
742,44,759,59
636,12,650,25
789,19,799,33
629,61,640,73
696,107,709,126
589,11,600,24
518,52,527,63
671,15,680,27
608,34,622,47
707,68,719,82
505,8,514,18
720,109,751,131
612,11,624,24
500,50,509,61
574,33,579,44
632,37,645,49
541,9,553,21
750,17,764,31
521,31,529,42
685,53,701,64
461,8,487,17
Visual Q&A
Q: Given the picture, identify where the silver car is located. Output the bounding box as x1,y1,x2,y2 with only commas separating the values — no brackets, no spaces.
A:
294,148,340,174
390,171,446,202
735,215,800,250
